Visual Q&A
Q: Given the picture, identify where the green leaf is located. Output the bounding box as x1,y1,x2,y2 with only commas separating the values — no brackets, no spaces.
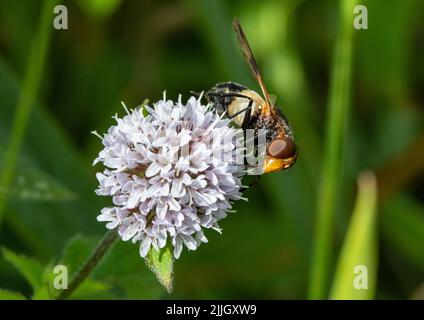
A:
0,289,27,300
145,245,174,293
33,242,112,300
60,235,98,277
0,158,76,202
70,279,112,300
93,240,163,299
330,172,378,300
32,285,51,300
55,235,110,299
1,247,44,290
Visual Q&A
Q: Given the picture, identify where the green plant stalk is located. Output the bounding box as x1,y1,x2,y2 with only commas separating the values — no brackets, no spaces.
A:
0,0,58,227
308,0,357,299
330,171,378,299
56,230,118,300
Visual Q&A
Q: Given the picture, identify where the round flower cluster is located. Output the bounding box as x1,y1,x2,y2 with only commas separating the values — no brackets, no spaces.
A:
93,94,246,259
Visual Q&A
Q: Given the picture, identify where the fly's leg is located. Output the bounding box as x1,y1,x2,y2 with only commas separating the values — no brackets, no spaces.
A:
241,175,261,191
248,175,261,187
190,90,202,98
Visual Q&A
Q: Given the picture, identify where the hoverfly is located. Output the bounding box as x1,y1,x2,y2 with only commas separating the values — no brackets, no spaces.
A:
205,18,297,174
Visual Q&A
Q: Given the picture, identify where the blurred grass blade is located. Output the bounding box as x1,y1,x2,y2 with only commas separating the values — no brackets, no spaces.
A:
259,1,321,177
182,0,251,83
308,0,358,299
0,0,58,226
32,285,52,300
330,172,378,300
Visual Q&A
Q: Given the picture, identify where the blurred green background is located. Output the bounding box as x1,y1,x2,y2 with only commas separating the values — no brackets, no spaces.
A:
0,0,423,299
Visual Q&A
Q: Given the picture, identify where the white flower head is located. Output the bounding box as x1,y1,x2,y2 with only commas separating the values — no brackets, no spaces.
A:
93,93,246,259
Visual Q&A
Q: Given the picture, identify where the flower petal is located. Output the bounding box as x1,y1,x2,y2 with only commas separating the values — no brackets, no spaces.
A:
145,162,161,177
174,237,183,259
139,237,152,257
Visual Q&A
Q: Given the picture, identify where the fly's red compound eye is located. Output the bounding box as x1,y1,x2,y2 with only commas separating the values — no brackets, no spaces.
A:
267,136,296,159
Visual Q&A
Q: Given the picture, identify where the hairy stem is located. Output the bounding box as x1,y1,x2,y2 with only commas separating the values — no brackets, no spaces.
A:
56,230,118,300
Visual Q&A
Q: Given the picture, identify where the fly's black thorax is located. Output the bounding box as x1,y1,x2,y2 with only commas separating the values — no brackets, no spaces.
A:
205,82,247,115
206,82,264,129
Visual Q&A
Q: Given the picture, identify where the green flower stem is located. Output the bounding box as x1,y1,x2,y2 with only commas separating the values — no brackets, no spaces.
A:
0,0,58,227
56,230,118,300
308,0,357,299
